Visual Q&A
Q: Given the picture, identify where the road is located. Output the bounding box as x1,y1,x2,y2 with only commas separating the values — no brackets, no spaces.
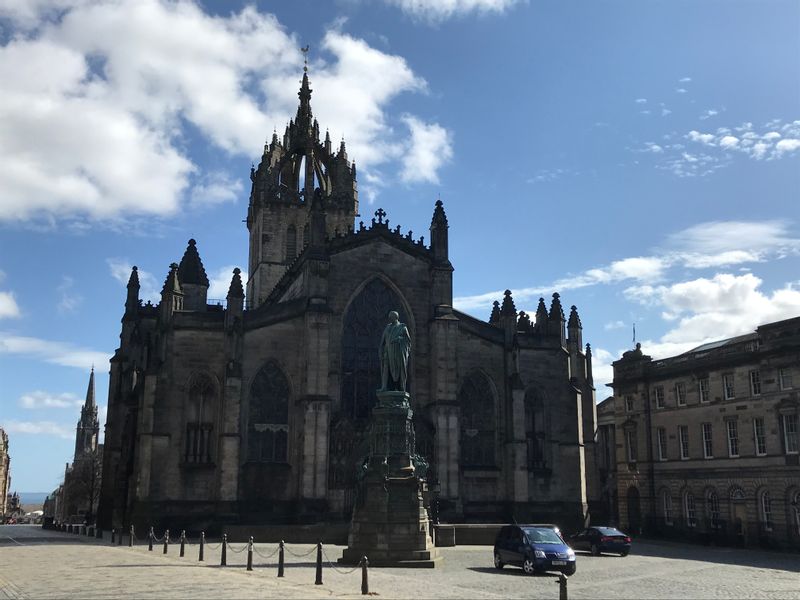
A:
1,525,798,598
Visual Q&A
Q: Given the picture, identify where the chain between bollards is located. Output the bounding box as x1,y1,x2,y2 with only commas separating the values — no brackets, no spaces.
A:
557,572,568,600
246,536,254,571
278,540,285,577
315,542,323,585
361,556,369,595
199,531,205,562
180,530,186,557
163,529,170,554
221,534,227,567
129,525,134,547
148,527,154,551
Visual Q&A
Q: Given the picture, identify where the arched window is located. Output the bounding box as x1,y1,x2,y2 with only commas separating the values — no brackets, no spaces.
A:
706,489,720,529
247,362,289,463
792,490,800,535
185,375,216,464
285,225,297,261
340,278,407,421
459,372,496,468
661,489,673,526
683,490,697,528
759,490,773,531
525,389,548,469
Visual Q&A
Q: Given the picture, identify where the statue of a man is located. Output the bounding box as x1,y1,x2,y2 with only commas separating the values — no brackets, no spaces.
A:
378,310,411,392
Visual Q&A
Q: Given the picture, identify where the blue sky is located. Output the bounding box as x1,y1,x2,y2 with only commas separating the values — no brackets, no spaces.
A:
0,0,798,492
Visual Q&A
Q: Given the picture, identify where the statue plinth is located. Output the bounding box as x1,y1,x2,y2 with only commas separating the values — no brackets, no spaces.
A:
339,390,441,567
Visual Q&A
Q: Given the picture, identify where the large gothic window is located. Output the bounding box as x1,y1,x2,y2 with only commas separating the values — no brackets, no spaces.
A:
247,362,290,463
184,375,216,464
459,372,496,468
340,278,407,421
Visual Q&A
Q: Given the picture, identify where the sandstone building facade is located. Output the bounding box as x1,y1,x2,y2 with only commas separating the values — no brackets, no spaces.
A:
610,317,800,548
97,70,599,532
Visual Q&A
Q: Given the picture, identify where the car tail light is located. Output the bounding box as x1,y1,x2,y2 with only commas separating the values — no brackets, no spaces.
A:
624,536,631,543
600,536,612,542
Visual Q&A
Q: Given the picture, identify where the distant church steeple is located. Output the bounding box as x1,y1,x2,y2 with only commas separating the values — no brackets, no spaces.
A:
74,367,99,460
246,56,359,307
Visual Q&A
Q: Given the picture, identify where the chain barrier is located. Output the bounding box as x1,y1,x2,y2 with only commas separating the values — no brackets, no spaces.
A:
253,545,280,560
321,547,363,575
284,544,318,558
227,543,249,554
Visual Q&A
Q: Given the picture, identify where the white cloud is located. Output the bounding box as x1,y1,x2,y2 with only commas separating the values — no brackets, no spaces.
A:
19,390,83,409
528,168,573,183
775,138,800,156
644,142,663,153
0,333,109,369
56,276,82,313
635,98,647,104
718,135,739,149
381,0,520,20
591,347,616,390
675,88,688,94
661,108,672,117
399,115,453,184
107,258,161,303
0,1,447,225
665,220,800,258
699,109,719,120
604,320,625,331
679,77,692,83
0,291,21,319
625,273,800,357
2,420,74,439
207,265,248,300
687,130,715,145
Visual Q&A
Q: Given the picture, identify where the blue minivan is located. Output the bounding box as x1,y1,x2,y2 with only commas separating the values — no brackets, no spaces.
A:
493,524,577,576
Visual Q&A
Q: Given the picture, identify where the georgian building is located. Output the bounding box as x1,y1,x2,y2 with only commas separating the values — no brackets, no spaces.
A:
610,317,800,549
97,69,600,533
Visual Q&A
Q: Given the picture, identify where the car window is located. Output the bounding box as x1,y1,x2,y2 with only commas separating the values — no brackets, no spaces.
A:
522,527,564,544
595,527,625,536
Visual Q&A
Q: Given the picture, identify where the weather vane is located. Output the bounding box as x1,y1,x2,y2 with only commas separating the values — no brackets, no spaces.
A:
300,45,309,72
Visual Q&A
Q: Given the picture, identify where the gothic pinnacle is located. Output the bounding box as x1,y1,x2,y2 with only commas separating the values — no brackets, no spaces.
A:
501,289,516,317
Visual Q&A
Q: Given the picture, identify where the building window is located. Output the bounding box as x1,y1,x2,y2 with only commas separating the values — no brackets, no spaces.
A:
625,395,634,412
662,490,673,525
779,368,793,390
749,370,761,396
654,386,665,409
726,420,739,457
460,372,497,468
676,382,687,406
699,377,710,403
626,429,638,463
285,224,297,261
753,417,767,456
759,490,773,531
683,491,697,527
707,490,720,529
783,413,799,454
702,423,713,459
657,427,668,461
184,376,216,464
247,362,290,463
679,425,689,460
793,491,800,536
723,374,735,400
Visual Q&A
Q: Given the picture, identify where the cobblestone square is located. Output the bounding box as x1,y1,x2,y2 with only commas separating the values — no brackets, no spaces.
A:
1,525,799,599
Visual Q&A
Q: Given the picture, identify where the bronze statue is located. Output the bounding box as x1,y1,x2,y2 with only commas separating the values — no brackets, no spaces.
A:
378,310,411,392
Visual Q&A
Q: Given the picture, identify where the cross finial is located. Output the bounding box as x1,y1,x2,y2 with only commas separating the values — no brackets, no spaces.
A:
300,45,309,72
375,208,387,223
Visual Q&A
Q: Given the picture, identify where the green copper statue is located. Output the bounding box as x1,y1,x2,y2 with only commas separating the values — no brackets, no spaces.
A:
378,310,411,392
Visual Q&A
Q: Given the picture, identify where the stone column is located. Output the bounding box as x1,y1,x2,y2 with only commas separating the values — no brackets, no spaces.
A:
302,400,330,499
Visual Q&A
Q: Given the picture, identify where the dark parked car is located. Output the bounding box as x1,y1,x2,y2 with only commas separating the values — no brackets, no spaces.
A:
493,524,577,575
569,526,631,556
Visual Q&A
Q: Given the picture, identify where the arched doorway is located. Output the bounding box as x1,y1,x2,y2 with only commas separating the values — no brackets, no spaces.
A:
627,486,642,534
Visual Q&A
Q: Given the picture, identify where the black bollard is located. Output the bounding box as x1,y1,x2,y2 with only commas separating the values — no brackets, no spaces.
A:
180,530,186,557
148,527,154,552
558,572,568,600
199,532,205,562
118,528,123,545
361,556,369,595
221,534,227,567
315,542,323,585
129,525,134,547
96,526,102,539
246,536,253,572
111,528,116,544
278,540,285,577
163,529,169,554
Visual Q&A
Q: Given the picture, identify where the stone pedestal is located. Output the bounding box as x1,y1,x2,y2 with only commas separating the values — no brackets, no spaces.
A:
340,391,441,567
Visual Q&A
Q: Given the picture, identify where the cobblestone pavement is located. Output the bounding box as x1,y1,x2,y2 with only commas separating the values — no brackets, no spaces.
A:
1,525,799,599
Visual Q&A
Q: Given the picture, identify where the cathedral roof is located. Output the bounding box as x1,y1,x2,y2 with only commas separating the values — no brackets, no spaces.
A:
177,239,209,286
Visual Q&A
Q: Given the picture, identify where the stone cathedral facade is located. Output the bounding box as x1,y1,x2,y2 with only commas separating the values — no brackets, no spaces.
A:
98,70,600,532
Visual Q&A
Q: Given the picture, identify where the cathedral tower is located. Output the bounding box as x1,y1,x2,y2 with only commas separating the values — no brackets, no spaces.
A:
246,68,359,306
74,368,99,460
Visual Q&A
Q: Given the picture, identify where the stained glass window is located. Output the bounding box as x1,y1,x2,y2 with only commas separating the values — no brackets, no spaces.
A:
459,372,496,468
247,362,289,463
185,375,215,464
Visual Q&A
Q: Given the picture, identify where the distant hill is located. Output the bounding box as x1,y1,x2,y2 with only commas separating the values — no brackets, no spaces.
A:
18,492,49,506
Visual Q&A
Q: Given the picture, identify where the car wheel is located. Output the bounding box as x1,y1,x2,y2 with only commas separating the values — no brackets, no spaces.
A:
522,557,536,575
493,552,504,569
564,563,577,576
590,543,601,556
620,550,629,557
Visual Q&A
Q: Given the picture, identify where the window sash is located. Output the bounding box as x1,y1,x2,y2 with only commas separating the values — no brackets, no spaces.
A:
679,426,689,460
702,423,713,459
779,368,793,390
185,422,213,464
625,395,634,412
662,493,673,525
723,374,735,400
760,492,773,530
657,427,668,461
753,417,767,456
727,420,739,457
784,414,799,454
749,370,761,396
626,430,638,462
676,383,686,406
699,378,710,403
684,493,697,527
654,386,665,409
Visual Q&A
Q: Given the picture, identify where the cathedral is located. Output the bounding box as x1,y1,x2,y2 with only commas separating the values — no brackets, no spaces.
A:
97,68,600,533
